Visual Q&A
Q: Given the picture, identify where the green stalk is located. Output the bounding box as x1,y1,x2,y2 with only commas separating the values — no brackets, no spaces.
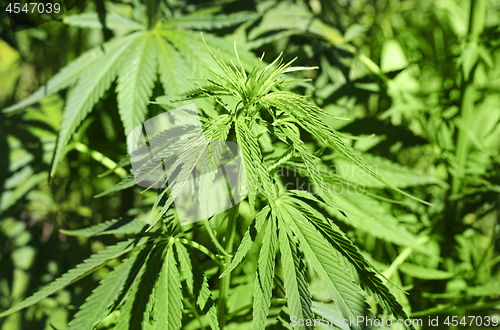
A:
445,0,486,258
452,0,486,196
317,21,396,92
71,142,127,179
217,203,239,329
382,236,430,280
451,0,486,194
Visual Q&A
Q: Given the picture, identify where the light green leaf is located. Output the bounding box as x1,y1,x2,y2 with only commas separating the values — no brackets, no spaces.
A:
1,170,46,213
221,205,270,277
155,35,192,97
114,243,157,330
267,93,429,205
466,284,500,297
175,241,220,330
253,213,277,330
63,13,146,31
288,197,414,330
321,192,420,248
324,152,444,189
235,120,260,210
312,301,351,330
248,2,344,46
263,92,381,181
236,119,276,209
276,203,369,330
163,12,257,30
198,122,231,217
458,44,479,81
399,263,454,280
381,39,408,73
2,44,106,113
281,125,324,190
344,24,368,42
174,242,194,294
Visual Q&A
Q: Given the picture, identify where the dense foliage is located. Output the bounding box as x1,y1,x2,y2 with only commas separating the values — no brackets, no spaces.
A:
0,0,499,329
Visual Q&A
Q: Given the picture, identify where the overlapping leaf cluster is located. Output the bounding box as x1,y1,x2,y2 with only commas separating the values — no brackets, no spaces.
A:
0,214,221,330
3,8,256,178
0,40,418,329
171,42,417,329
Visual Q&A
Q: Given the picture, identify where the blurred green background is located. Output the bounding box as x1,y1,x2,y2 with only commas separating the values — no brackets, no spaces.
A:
0,0,499,329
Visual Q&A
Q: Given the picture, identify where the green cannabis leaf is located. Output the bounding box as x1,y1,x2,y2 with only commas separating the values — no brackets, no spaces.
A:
3,1,499,330
153,39,418,329
1,41,420,330
3,9,255,178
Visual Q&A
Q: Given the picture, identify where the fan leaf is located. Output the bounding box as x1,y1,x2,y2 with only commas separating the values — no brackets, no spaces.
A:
276,202,371,330
51,33,140,176
63,13,146,31
3,44,106,113
155,35,192,97
220,205,270,277
175,241,220,330
163,12,258,31
253,213,277,329
114,243,157,330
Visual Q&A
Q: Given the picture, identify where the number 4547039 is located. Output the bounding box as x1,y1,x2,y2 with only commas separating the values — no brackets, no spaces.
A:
5,2,61,14
444,315,499,327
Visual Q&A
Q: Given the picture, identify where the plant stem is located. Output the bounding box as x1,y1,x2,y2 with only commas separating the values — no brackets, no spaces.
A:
217,203,239,330
176,238,223,267
71,142,127,178
452,0,486,195
146,0,161,29
445,0,486,257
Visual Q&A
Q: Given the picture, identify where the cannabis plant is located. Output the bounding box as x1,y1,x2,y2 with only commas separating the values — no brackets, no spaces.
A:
0,36,425,329
3,1,256,178
3,0,500,329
